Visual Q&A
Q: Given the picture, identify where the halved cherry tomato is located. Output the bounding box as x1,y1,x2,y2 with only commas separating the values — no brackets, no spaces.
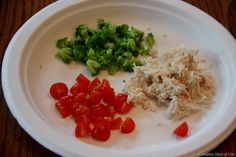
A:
120,102,133,114
75,122,91,137
104,103,116,117
95,117,113,129
91,120,111,141
88,78,101,93
116,93,128,103
73,114,91,124
58,95,73,107
101,79,116,104
76,74,90,88
71,104,91,118
114,93,133,114
111,117,123,130
121,117,135,134
90,90,102,105
173,121,188,137
50,82,68,100
72,93,89,106
55,102,71,118
70,83,87,95
91,104,109,119
55,96,73,118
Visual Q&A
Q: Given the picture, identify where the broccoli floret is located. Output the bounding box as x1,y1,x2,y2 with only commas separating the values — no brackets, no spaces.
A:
108,63,119,75
86,59,102,75
75,24,89,39
116,24,129,37
56,48,73,63
56,37,72,49
72,44,87,62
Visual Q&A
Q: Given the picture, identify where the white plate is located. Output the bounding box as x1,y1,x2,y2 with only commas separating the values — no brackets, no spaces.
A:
2,0,236,157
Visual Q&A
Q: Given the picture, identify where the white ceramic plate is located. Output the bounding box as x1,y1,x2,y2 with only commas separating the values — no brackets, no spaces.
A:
2,0,236,157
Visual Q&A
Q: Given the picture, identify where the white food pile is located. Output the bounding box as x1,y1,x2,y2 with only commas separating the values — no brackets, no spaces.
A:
124,46,216,120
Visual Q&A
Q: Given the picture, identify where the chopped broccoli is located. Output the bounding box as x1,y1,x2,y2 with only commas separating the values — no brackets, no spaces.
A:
56,48,73,63
75,24,89,39
108,63,119,75
56,37,72,49
86,59,102,75
145,33,155,48
55,19,155,75
72,44,87,62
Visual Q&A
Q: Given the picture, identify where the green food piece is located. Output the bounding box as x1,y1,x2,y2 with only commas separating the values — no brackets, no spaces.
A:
75,24,88,39
56,37,72,49
145,33,155,48
55,19,155,75
86,59,102,75
108,63,119,75
56,48,73,63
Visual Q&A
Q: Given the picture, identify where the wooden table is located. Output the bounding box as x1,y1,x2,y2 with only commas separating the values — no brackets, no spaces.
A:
0,0,235,156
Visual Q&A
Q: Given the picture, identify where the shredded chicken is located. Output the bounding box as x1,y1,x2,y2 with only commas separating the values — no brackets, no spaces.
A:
124,46,216,120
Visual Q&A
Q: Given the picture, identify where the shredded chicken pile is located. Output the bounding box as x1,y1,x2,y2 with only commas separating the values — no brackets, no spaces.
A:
124,46,216,120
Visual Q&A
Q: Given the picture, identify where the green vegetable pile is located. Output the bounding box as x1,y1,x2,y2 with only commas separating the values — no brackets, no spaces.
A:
55,19,155,75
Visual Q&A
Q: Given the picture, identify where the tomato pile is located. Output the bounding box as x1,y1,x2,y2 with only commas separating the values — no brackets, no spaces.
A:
50,73,136,141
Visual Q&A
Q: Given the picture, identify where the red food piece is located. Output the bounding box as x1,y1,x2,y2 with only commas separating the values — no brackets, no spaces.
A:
72,93,89,106
111,117,123,130
71,104,91,119
101,79,116,104
50,82,68,100
88,78,101,93
90,90,102,105
91,120,111,141
70,83,87,95
73,114,91,124
76,73,90,88
55,96,73,118
104,103,116,117
75,122,91,137
121,117,135,134
115,93,133,114
91,104,110,119
173,121,188,137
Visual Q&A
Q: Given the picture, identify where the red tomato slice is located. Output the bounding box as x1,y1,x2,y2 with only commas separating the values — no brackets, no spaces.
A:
72,93,89,106
73,114,91,124
55,101,71,118
91,104,109,119
95,117,113,129
91,121,111,141
120,102,133,114
101,79,116,104
111,117,123,130
114,93,132,114
116,93,128,103
104,103,116,117
90,90,102,105
88,78,101,93
76,73,90,88
75,122,91,137
70,83,87,95
50,82,68,100
121,117,135,134
71,104,91,119
58,95,73,107
173,121,188,137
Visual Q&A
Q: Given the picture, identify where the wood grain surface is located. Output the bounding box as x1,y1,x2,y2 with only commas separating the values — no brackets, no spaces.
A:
0,0,235,156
